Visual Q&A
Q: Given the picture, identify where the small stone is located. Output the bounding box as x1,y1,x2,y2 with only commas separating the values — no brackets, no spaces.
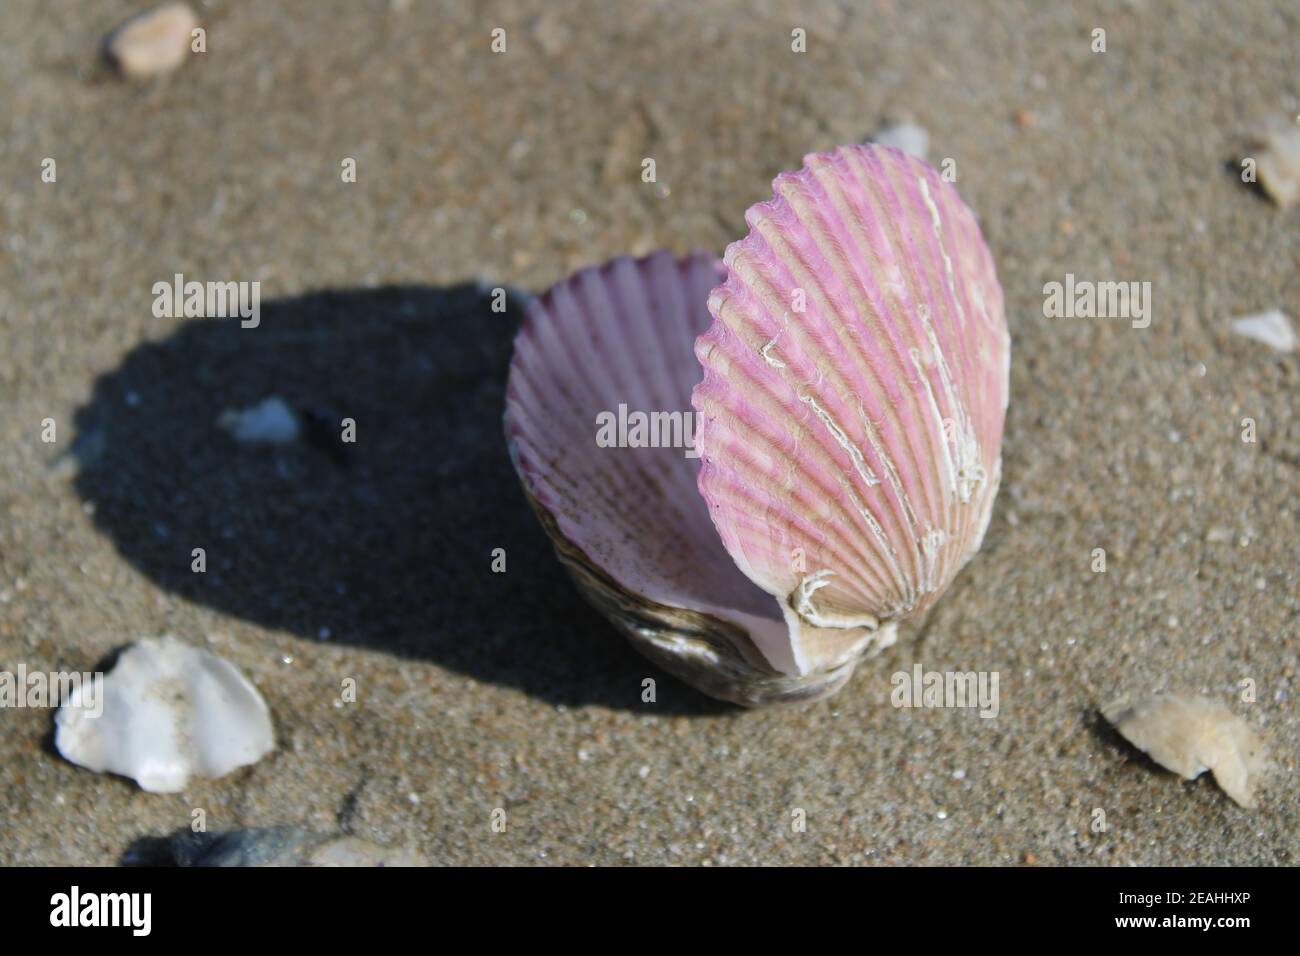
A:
217,396,300,444
104,3,200,80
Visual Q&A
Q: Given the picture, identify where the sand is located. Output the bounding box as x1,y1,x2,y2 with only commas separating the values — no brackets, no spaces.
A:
0,0,1295,865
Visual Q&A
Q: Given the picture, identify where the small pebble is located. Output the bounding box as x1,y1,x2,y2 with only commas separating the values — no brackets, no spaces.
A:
217,396,300,444
104,3,200,80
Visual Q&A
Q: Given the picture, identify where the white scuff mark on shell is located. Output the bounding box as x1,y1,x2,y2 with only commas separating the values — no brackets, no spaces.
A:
791,570,880,630
797,392,879,487
968,457,1000,556
855,402,925,594
55,636,275,793
909,343,984,505
760,330,786,368
1102,692,1270,809
918,178,962,329
1230,309,1296,353
952,420,986,501
919,528,947,594
840,480,912,608
858,408,921,533
871,123,929,161
918,176,945,238
913,185,987,504
217,396,300,444
910,346,957,498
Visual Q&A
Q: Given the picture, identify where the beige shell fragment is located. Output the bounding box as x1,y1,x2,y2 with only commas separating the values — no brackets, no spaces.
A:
1249,118,1300,208
1102,693,1269,808
104,3,200,80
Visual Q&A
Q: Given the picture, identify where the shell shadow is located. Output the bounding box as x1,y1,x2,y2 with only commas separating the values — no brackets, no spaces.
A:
71,284,726,715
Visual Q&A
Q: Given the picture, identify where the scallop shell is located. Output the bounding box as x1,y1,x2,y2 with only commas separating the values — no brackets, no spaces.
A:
504,144,1008,706
693,143,1008,678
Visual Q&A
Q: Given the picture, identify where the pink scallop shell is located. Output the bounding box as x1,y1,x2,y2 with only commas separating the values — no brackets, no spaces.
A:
692,144,1009,674
504,251,797,675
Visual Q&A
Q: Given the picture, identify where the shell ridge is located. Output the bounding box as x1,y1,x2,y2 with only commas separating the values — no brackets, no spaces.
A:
834,149,955,539
784,165,940,606
695,320,909,609
856,148,978,550
776,159,941,597
695,375,902,602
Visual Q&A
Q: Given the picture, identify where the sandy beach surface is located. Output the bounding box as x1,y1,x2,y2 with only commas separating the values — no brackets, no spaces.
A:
1,0,1296,865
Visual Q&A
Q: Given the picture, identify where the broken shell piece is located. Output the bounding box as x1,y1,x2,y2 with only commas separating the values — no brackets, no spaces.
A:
1248,118,1300,208
504,144,1008,706
870,122,929,160
1230,309,1297,353
55,637,274,793
1102,693,1269,808
104,3,200,80
217,396,300,444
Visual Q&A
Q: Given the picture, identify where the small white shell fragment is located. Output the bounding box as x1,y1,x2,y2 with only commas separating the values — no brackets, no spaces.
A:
55,636,275,793
1229,309,1297,353
870,122,929,160
1250,119,1300,208
217,396,300,444
1102,692,1269,808
104,3,200,80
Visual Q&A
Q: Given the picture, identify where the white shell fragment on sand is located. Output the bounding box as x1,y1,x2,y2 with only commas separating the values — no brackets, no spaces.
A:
1102,693,1269,808
1229,309,1297,353
1250,118,1300,208
217,396,300,444
55,637,274,793
870,123,929,160
104,3,200,80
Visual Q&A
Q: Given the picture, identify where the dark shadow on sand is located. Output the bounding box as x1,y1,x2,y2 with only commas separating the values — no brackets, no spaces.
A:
71,284,725,714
